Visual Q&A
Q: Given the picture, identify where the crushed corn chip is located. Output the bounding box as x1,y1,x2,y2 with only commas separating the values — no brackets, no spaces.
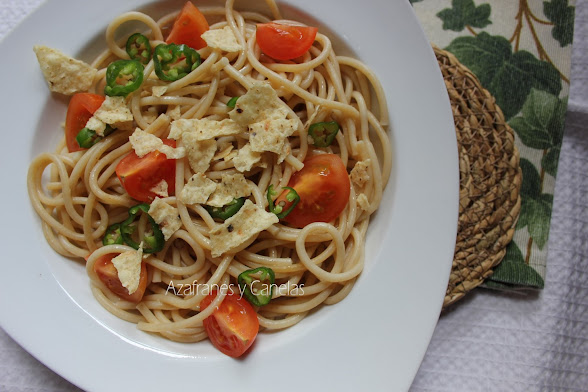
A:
209,200,279,257
229,82,289,126
152,86,168,97
148,198,182,241
229,82,298,162
129,129,185,159
112,246,143,295
357,193,370,211
207,173,251,207
249,117,298,158
350,159,371,187
232,143,263,172
150,180,169,198
85,96,133,136
85,117,106,136
201,26,242,53
168,105,181,120
183,134,217,173
169,118,244,140
33,45,97,95
179,173,217,205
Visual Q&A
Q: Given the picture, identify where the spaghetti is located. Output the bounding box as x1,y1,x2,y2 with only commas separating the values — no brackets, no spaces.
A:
27,0,392,348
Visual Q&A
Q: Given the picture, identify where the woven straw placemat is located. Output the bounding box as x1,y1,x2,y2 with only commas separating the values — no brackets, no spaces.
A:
434,46,523,309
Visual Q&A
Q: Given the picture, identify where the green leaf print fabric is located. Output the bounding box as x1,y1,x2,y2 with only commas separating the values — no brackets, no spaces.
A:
411,0,576,289
437,0,492,31
445,33,561,119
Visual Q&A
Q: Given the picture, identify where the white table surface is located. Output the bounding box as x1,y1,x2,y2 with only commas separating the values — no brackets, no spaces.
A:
1,0,586,391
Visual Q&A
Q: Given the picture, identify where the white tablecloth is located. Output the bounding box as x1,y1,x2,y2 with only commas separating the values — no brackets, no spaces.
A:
1,1,586,391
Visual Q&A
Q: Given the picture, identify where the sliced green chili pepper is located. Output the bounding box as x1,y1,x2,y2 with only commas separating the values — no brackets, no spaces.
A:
76,127,99,149
104,59,144,97
120,204,164,253
153,43,201,82
308,121,340,147
76,125,115,149
102,223,124,246
238,267,275,306
226,96,239,108
267,185,300,219
126,33,152,64
205,198,245,221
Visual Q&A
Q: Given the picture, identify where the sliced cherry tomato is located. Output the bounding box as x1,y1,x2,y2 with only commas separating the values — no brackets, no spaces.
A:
93,253,148,303
256,23,318,61
200,291,259,358
276,153,350,228
65,93,105,152
115,139,176,202
166,1,210,50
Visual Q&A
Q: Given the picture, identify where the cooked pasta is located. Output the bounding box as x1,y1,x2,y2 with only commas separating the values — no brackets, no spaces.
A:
27,0,392,348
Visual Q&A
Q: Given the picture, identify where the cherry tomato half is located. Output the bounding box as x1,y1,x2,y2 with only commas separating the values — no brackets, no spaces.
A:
65,93,105,152
93,253,148,303
276,153,351,228
166,1,210,50
200,291,259,358
115,138,176,203
256,23,318,61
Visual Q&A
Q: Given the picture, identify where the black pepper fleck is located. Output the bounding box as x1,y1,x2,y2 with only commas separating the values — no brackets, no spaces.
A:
227,224,234,233
236,108,243,113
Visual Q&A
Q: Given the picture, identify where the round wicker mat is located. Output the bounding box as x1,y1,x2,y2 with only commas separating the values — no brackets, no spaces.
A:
434,47,523,309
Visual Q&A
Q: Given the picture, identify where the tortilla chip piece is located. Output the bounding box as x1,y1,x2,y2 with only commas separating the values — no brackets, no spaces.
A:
201,26,242,52
152,86,168,97
232,143,263,172
357,193,370,211
169,118,244,140
207,173,251,207
209,200,279,257
350,159,371,187
112,247,143,295
33,45,97,95
150,180,169,198
129,129,185,159
249,117,298,156
179,173,217,205
168,105,181,120
182,134,217,173
86,96,133,136
148,198,182,240
228,82,289,126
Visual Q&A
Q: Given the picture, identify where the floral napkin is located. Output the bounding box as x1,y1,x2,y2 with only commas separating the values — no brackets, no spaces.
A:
410,0,576,289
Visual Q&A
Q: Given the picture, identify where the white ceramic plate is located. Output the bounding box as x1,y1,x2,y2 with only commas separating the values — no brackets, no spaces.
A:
0,0,457,390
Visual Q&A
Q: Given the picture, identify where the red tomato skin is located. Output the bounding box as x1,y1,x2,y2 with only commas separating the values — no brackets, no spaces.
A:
200,292,259,358
93,254,148,303
256,23,318,61
166,1,210,50
115,139,177,203
277,153,351,228
65,93,105,153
